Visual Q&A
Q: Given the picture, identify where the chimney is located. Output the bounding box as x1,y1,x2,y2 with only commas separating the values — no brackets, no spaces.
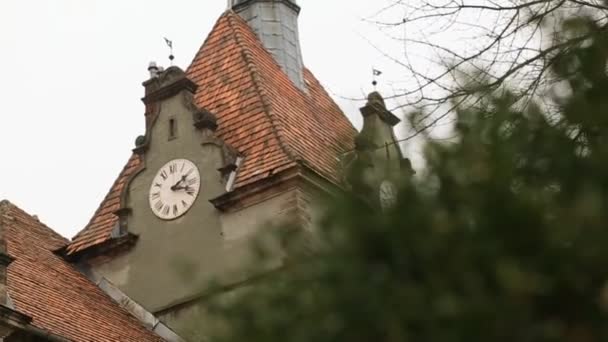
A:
230,0,306,90
148,61,160,79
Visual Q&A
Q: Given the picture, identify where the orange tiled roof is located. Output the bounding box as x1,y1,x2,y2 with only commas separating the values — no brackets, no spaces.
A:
66,10,356,255
0,201,163,341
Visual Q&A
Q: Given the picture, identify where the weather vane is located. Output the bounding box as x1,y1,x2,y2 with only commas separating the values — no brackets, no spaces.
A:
372,68,382,89
164,37,175,66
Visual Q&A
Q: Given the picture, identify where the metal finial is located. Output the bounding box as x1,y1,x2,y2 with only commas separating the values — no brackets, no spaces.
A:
164,37,174,66
372,68,382,89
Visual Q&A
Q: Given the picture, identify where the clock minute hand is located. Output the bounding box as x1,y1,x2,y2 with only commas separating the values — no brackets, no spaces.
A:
170,175,187,191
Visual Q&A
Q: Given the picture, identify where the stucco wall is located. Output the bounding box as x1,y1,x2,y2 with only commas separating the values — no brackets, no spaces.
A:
88,185,301,339
84,88,306,315
158,280,255,341
156,185,324,340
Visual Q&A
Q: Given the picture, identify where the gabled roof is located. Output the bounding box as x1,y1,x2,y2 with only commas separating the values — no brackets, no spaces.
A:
0,200,163,341
66,10,356,255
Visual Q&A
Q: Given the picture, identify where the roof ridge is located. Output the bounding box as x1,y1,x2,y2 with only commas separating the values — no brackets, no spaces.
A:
1,201,69,245
0,200,10,213
0,200,11,233
302,67,357,132
226,11,301,164
186,10,232,75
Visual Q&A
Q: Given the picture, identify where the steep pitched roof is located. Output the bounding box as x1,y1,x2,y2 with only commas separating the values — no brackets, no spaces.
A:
66,10,356,255
0,200,163,341
187,11,356,187
68,154,140,255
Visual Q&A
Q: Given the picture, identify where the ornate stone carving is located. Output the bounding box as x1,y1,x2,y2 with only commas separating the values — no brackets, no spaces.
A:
142,67,198,105
193,109,218,131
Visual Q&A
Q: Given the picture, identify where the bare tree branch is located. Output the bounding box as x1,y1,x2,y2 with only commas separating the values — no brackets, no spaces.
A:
365,0,608,138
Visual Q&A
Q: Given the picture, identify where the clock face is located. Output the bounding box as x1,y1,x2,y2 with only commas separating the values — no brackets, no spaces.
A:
379,180,397,210
149,159,200,220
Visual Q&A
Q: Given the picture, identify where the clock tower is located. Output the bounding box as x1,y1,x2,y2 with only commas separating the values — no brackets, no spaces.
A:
345,92,414,209
64,3,408,340
105,66,240,313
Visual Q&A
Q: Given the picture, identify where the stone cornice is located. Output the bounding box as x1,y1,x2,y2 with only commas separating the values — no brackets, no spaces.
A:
210,167,301,211
360,102,401,127
209,163,342,212
57,233,139,263
142,77,198,105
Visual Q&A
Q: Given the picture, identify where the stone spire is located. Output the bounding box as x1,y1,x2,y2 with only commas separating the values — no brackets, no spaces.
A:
345,92,414,207
230,0,306,90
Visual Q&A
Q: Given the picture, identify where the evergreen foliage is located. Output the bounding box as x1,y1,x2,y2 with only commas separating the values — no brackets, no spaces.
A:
207,14,608,342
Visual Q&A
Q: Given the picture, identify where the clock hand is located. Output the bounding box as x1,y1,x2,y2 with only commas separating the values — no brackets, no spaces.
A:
173,185,194,192
170,175,188,191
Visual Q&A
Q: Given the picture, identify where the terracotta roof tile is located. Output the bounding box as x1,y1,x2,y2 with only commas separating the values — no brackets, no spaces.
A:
0,201,163,341
67,10,356,255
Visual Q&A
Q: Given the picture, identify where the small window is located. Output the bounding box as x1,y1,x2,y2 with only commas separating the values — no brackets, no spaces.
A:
169,118,177,140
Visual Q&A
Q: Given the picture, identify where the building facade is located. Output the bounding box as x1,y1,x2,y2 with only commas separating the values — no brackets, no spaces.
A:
0,1,409,340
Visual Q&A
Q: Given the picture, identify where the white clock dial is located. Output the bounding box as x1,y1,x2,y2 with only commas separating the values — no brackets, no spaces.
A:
149,159,200,220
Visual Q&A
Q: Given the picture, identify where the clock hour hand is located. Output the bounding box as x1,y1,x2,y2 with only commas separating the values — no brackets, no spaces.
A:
172,185,193,192
170,175,187,191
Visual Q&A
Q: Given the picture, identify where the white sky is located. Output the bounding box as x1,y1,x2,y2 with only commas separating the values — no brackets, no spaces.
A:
0,0,417,238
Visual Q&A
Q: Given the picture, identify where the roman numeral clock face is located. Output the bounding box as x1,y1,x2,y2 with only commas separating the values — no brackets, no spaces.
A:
148,159,201,220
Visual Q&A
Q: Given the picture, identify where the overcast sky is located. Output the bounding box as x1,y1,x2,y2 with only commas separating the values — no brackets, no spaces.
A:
0,0,416,238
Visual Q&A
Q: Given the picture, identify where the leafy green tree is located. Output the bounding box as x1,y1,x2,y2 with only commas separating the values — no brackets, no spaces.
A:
206,15,608,342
